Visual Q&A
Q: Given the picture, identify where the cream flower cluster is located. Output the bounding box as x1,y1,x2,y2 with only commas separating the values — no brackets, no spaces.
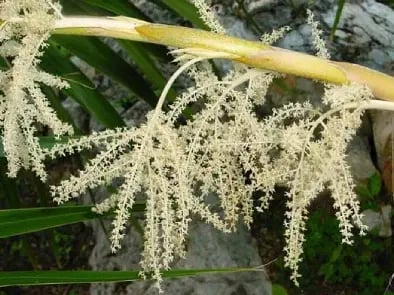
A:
0,0,371,290
0,0,72,180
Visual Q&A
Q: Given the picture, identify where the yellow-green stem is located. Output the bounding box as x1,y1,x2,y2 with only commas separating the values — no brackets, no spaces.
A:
6,16,394,101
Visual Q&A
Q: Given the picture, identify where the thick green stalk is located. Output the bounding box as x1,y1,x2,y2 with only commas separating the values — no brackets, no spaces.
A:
5,16,394,101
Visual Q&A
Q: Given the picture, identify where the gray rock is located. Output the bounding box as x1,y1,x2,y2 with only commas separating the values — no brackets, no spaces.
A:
122,100,151,127
361,205,392,237
88,217,270,295
333,29,348,39
125,222,270,295
346,136,378,182
368,49,389,66
62,97,89,131
279,30,305,50
245,0,279,13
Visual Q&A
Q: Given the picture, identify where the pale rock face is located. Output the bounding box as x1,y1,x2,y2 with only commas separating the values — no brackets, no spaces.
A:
88,193,271,295
125,222,271,295
362,205,392,237
346,136,378,182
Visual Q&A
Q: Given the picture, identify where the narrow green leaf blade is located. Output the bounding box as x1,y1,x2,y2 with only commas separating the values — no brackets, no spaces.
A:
0,268,259,287
80,0,148,20
330,0,346,41
60,0,108,15
118,40,177,101
0,206,97,238
40,42,125,128
73,1,175,101
0,204,146,238
74,0,170,62
50,35,158,106
160,0,210,30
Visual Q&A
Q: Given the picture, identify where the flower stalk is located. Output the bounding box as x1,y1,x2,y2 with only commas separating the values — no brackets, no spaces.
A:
45,16,394,102
2,15,392,100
